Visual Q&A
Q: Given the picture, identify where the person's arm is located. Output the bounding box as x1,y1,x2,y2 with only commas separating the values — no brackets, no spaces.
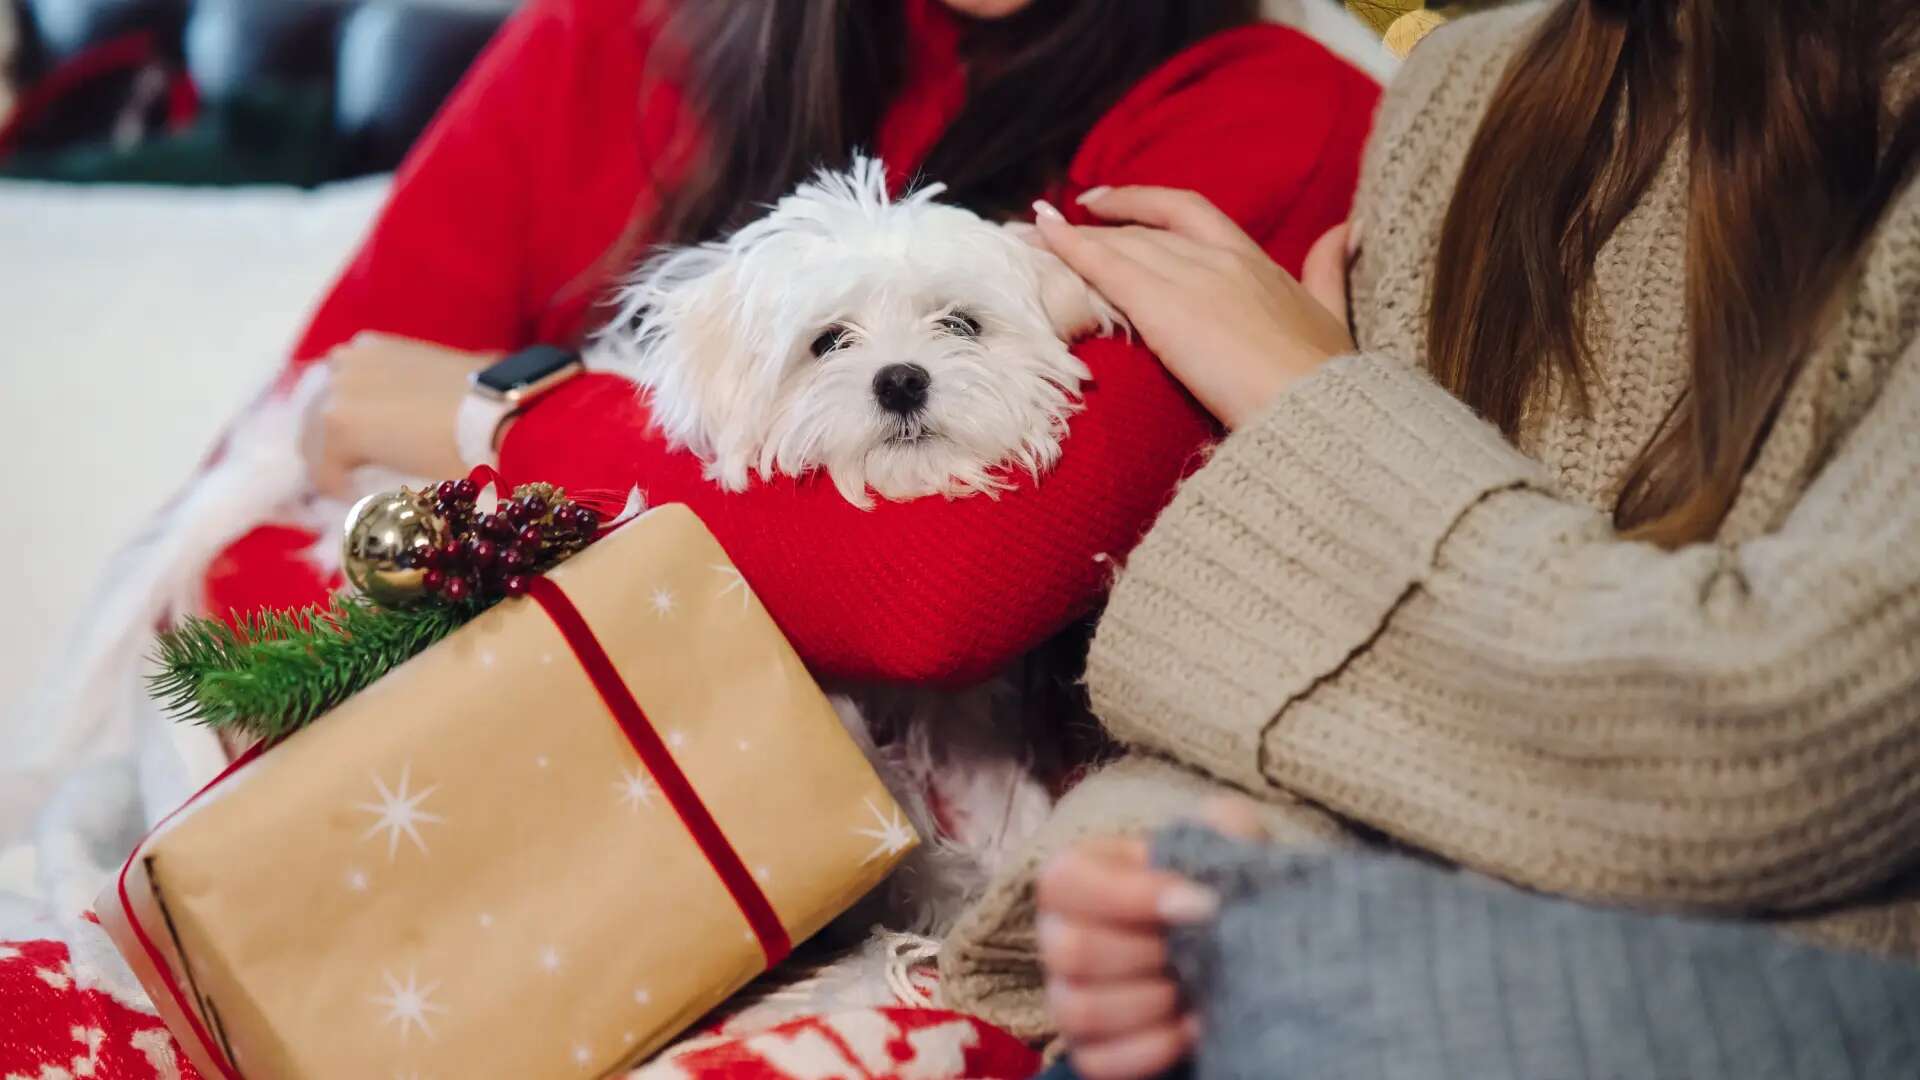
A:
287,0,578,369
1091,336,1920,915
284,0,665,492
203,0,646,612
501,26,1382,685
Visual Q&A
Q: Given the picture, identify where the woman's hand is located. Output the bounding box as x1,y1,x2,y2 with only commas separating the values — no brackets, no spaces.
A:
301,332,498,497
1032,187,1355,430
1037,799,1269,1080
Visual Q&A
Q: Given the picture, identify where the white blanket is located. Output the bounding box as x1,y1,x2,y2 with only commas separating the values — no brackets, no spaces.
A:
0,179,391,1004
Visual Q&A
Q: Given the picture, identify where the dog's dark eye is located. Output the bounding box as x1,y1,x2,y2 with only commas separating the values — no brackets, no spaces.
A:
937,311,982,338
810,325,853,358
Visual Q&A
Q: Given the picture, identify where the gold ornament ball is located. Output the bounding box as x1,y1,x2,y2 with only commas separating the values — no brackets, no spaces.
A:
343,490,450,607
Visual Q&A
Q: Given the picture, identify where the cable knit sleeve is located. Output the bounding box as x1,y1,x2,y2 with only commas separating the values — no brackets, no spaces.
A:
1088,345,1920,916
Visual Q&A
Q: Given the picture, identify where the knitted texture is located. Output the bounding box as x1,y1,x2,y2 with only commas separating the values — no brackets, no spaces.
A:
1151,825,1920,1080
944,1,1920,1034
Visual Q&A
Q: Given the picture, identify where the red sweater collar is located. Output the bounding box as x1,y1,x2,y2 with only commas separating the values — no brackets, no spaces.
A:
883,0,968,188
903,0,964,71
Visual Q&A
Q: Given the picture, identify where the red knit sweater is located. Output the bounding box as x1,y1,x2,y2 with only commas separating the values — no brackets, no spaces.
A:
204,0,1380,685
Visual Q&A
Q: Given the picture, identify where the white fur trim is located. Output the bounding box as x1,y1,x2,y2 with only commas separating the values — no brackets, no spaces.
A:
1262,0,1400,83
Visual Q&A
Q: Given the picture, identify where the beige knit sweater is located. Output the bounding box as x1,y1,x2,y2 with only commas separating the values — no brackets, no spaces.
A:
942,2,1920,1037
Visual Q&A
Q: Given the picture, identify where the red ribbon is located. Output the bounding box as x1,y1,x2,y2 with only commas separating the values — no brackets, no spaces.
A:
526,575,793,966
116,740,271,1080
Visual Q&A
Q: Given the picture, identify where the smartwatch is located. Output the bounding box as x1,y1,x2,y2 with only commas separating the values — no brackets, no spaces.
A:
457,345,585,467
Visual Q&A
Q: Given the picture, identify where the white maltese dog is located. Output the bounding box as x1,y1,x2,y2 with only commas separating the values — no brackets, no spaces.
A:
585,160,1123,980
592,155,1120,507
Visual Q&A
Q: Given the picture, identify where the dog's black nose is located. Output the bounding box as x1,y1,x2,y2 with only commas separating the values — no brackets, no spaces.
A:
873,363,931,415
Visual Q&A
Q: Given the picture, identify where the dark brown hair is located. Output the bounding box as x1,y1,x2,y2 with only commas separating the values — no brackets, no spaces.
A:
637,0,1259,250
1427,0,1920,545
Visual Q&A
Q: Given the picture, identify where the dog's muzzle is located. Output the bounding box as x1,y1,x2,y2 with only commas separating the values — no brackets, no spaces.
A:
873,363,931,416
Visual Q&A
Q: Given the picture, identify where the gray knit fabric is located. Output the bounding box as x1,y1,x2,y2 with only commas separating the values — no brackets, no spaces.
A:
1151,825,1920,1080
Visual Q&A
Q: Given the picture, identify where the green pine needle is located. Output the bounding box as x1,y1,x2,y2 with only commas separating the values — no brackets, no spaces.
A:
148,596,477,741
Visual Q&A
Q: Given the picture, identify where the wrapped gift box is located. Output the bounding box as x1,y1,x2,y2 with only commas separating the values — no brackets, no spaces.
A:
99,504,918,1078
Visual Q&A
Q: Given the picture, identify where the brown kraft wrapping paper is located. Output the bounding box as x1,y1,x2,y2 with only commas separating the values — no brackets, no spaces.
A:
97,503,919,1078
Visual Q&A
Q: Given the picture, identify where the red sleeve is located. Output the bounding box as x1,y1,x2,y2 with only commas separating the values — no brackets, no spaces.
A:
501,26,1381,685
286,0,617,368
205,0,654,624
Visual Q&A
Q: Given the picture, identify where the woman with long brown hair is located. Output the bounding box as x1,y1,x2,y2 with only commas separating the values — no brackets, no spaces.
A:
1006,0,1920,1075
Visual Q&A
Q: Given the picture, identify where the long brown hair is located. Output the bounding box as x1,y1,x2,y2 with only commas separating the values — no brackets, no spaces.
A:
637,0,1258,250
1428,0,1920,546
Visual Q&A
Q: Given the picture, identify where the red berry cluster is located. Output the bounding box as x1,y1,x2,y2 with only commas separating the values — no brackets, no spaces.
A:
412,478,601,604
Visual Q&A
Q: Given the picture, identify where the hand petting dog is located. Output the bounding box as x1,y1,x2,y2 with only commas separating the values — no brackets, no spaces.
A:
1033,187,1355,430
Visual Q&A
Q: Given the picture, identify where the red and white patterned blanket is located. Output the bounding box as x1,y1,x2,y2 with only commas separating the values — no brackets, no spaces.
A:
0,935,1038,1080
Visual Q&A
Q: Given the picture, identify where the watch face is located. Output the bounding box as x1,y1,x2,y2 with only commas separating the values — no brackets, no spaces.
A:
476,345,581,395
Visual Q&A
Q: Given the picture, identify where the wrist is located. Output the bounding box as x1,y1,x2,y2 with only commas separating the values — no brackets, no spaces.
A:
1220,360,1305,431
457,346,582,467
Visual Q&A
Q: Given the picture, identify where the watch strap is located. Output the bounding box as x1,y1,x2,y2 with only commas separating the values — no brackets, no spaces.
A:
456,392,513,469
458,345,584,467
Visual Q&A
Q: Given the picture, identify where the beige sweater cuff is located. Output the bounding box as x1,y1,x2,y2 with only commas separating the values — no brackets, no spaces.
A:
1088,353,1546,787
938,753,1351,1038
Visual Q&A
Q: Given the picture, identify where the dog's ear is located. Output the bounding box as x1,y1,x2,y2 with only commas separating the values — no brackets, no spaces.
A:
594,244,772,492
1002,223,1126,341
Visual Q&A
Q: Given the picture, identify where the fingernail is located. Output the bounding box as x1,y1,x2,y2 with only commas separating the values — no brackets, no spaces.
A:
1346,217,1365,259
1044,978,1069,1006
1032,198,1066,223
1075,186,1112,206
1035,913,1065,949
1157,882,1220,924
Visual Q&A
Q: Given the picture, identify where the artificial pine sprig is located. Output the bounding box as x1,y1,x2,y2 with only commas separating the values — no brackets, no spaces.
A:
149,595,475,740
148,477,610,741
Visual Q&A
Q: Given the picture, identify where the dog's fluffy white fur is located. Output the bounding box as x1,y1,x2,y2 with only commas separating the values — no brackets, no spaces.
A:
594,155,1120,508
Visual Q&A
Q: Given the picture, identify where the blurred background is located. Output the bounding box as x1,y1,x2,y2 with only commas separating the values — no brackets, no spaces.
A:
0,0,516,703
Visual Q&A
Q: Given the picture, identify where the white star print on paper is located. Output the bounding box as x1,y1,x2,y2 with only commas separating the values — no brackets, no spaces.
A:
711,563,753,610
668,730,689,750
355,763,445,862
370,968,448,1043
649,587,677,619
346,867,371,893
539,946,563,974
854,797,914,864
633,987,652,1006
615,768,656,813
